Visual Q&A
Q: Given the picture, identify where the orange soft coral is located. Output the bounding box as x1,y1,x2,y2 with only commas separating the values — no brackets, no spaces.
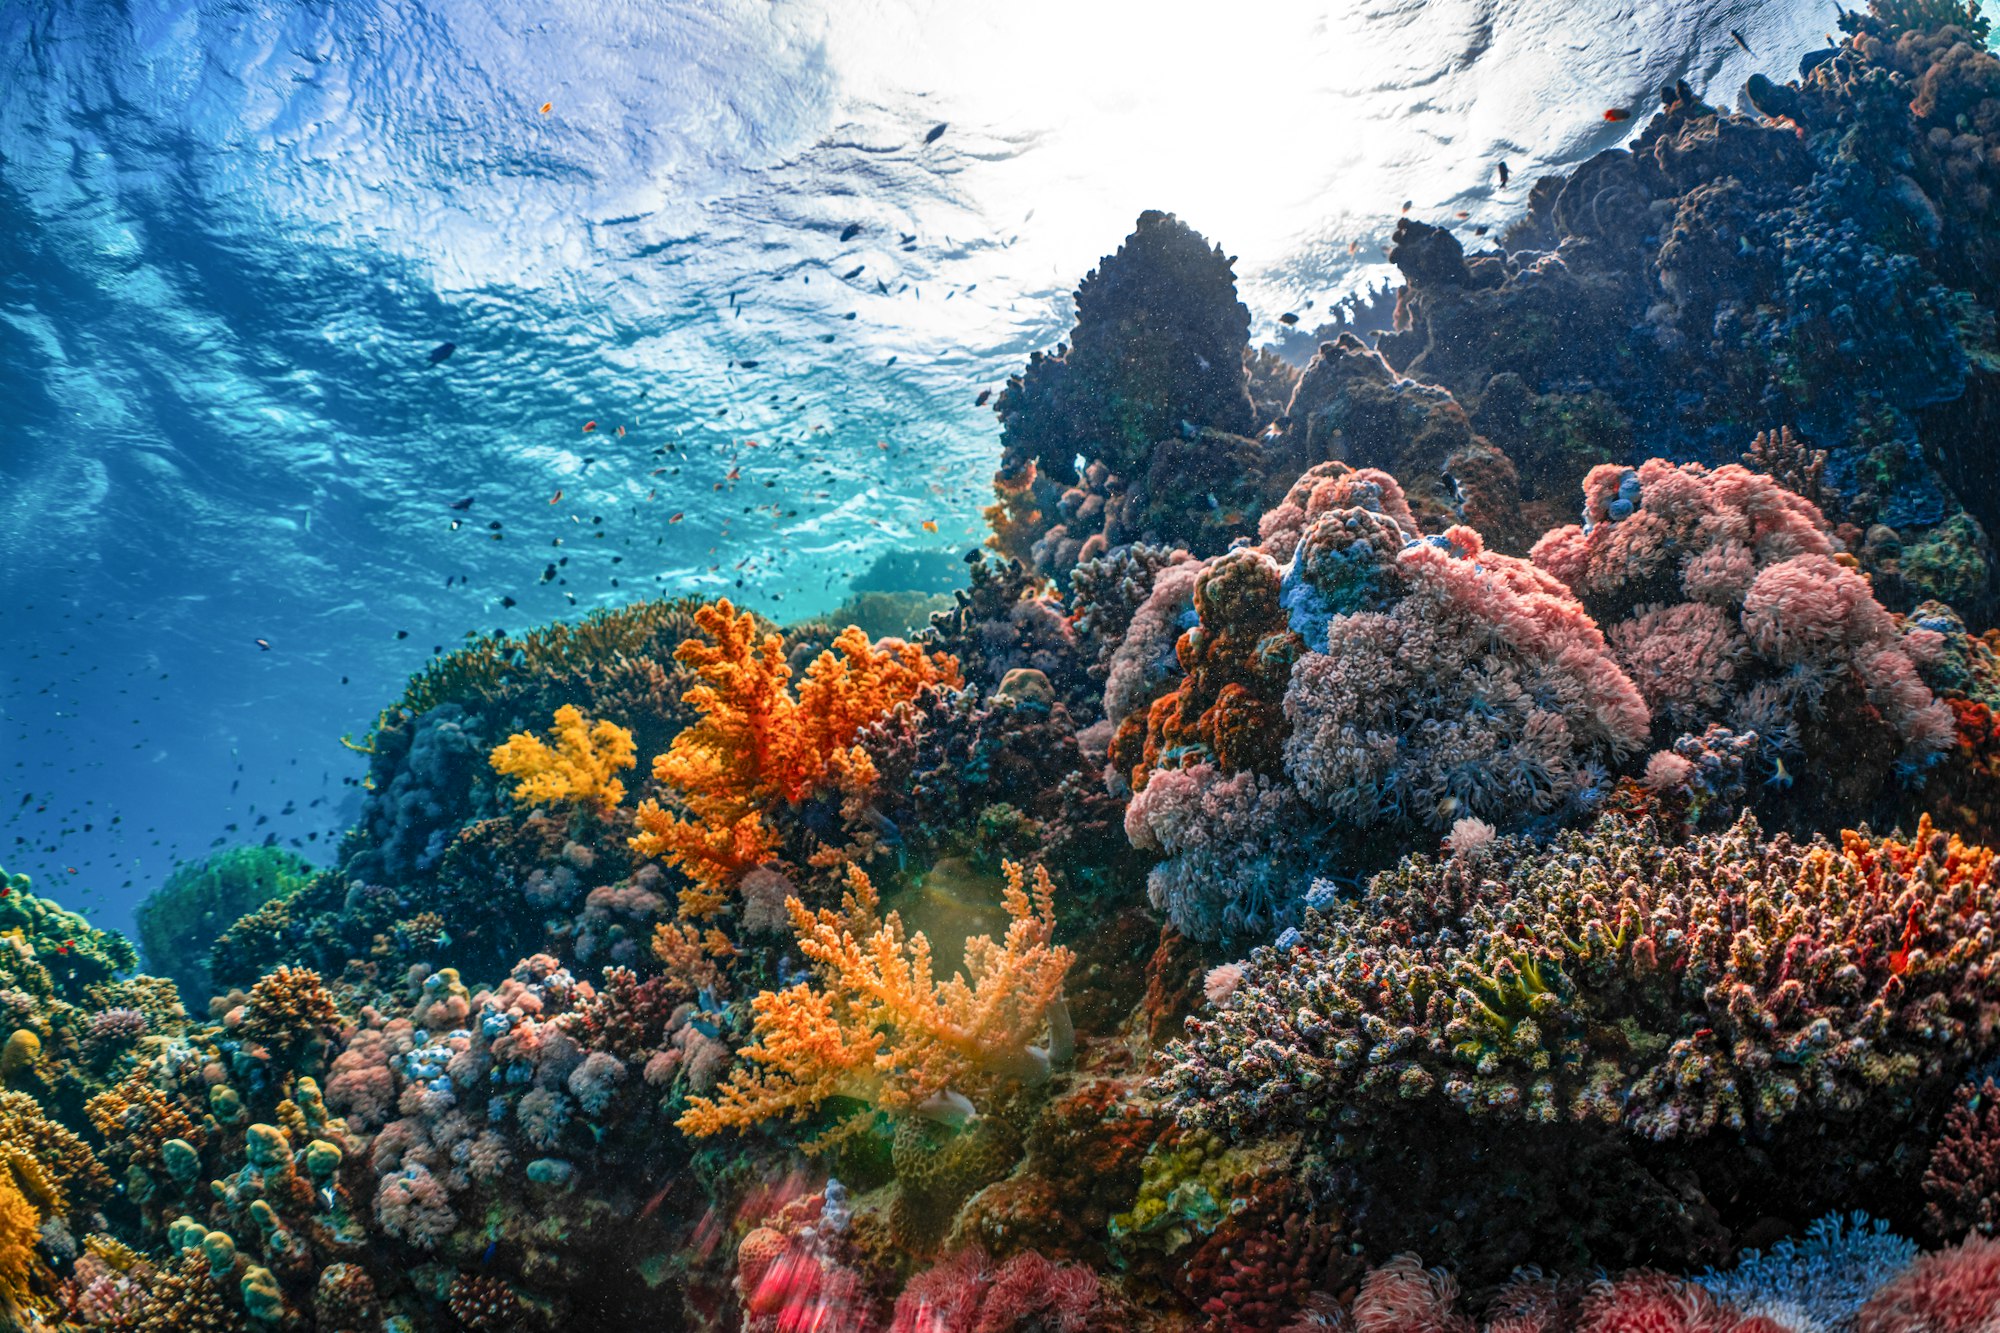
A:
489,704,638,813
631,599,960,918
677,861,1072,1136
0,1162,46,1318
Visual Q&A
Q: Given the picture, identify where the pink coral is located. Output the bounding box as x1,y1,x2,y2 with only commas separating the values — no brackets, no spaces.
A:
1858,1233,2000,1333
889,1248,1098,1333
373,1164,456,1248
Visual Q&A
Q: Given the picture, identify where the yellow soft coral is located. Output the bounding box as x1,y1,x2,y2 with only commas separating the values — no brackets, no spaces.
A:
0,1161,45,1317
632,599,959,918
677,861,1072,1136
490,704,638,813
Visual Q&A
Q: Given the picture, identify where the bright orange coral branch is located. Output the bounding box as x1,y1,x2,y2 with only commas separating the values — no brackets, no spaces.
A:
630,599,959,919
676,861,1072,1136
489,704,637,813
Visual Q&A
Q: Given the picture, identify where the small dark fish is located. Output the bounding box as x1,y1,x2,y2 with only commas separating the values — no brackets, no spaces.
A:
1497,159,1510,187
899,233,916,245
974,389,992,407
886,355,898,366
449,496,475,511
254,638,271,651
500,596,517,609
1604,107,1632,122
427,341,456,366
817,333,835,344
841,265,864,280
963,548,983,563
839,222,863,242
396,630,409,640
923,122,947,145
1278,312,1299,326
1473,224,1489,235
737,359,760,370
1729,28,1752,53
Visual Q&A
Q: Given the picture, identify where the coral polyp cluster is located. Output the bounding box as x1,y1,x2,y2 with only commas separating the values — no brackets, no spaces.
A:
8,5,2000,1328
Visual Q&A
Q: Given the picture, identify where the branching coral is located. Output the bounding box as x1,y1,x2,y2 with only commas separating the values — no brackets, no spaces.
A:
488,704,638,814
631,598,960,918
678,861,1071,1134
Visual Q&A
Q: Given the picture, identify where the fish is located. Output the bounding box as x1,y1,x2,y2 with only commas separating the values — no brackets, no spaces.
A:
254,639,271,652
1730,28,1752,53
1604,107,1632,122
1497,160,1510,187
500,596,517,609
839,222,863,242
841,265,864,280
549,490,564,504
449,496,475,511
817,333,835,343
974,389,991,407
669,512,683,523
616,425,625,437
539,102,552,114
427,342,456,366
1474,225,1489,235
964,548,983,563
921,520,938,533
923,122,947,145
582,421,597,433
737,359,760,369
1278,312,1299,325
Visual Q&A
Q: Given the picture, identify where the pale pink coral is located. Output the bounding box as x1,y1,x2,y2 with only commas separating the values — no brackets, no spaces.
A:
373,1164,456,1248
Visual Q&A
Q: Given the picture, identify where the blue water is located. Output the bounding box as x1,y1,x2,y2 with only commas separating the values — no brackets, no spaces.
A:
0,0,1861,931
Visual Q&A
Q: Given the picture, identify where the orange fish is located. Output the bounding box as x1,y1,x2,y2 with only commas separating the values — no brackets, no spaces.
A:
549,490,564,505
582,421,597,433
539,102,552,114
669,512,684,523
921,520,938,533
616,425,626,437
726,466,740,481
1603,107,1631,122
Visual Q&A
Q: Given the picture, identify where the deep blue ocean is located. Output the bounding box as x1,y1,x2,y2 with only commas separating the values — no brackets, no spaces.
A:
0,0,1883,932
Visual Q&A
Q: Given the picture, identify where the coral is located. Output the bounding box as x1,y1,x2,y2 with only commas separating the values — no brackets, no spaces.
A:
679,861,1071,1132
136,846,316,1005
1698,1212,1919,1332
1159,810,2000,1277
990,209,1258,575
489,704,639,813
1857,1233,2000,1333
1923,1078,2000,1239
630,598,960,918
1534,459,1953,779
889,1247,1100,1332
237,965,343,1054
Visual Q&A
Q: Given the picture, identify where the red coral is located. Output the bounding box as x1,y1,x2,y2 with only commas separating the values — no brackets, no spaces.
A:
1925,1078,2000,1240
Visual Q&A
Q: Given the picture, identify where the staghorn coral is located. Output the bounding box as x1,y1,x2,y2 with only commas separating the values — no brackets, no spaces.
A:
237,965,343,1054
679,861,1071,1133
630,597,960,918
489,704,639,814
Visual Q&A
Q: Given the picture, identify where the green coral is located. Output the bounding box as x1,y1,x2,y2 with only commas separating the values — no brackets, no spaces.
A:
0,864,138,1001
137,846,315,1005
